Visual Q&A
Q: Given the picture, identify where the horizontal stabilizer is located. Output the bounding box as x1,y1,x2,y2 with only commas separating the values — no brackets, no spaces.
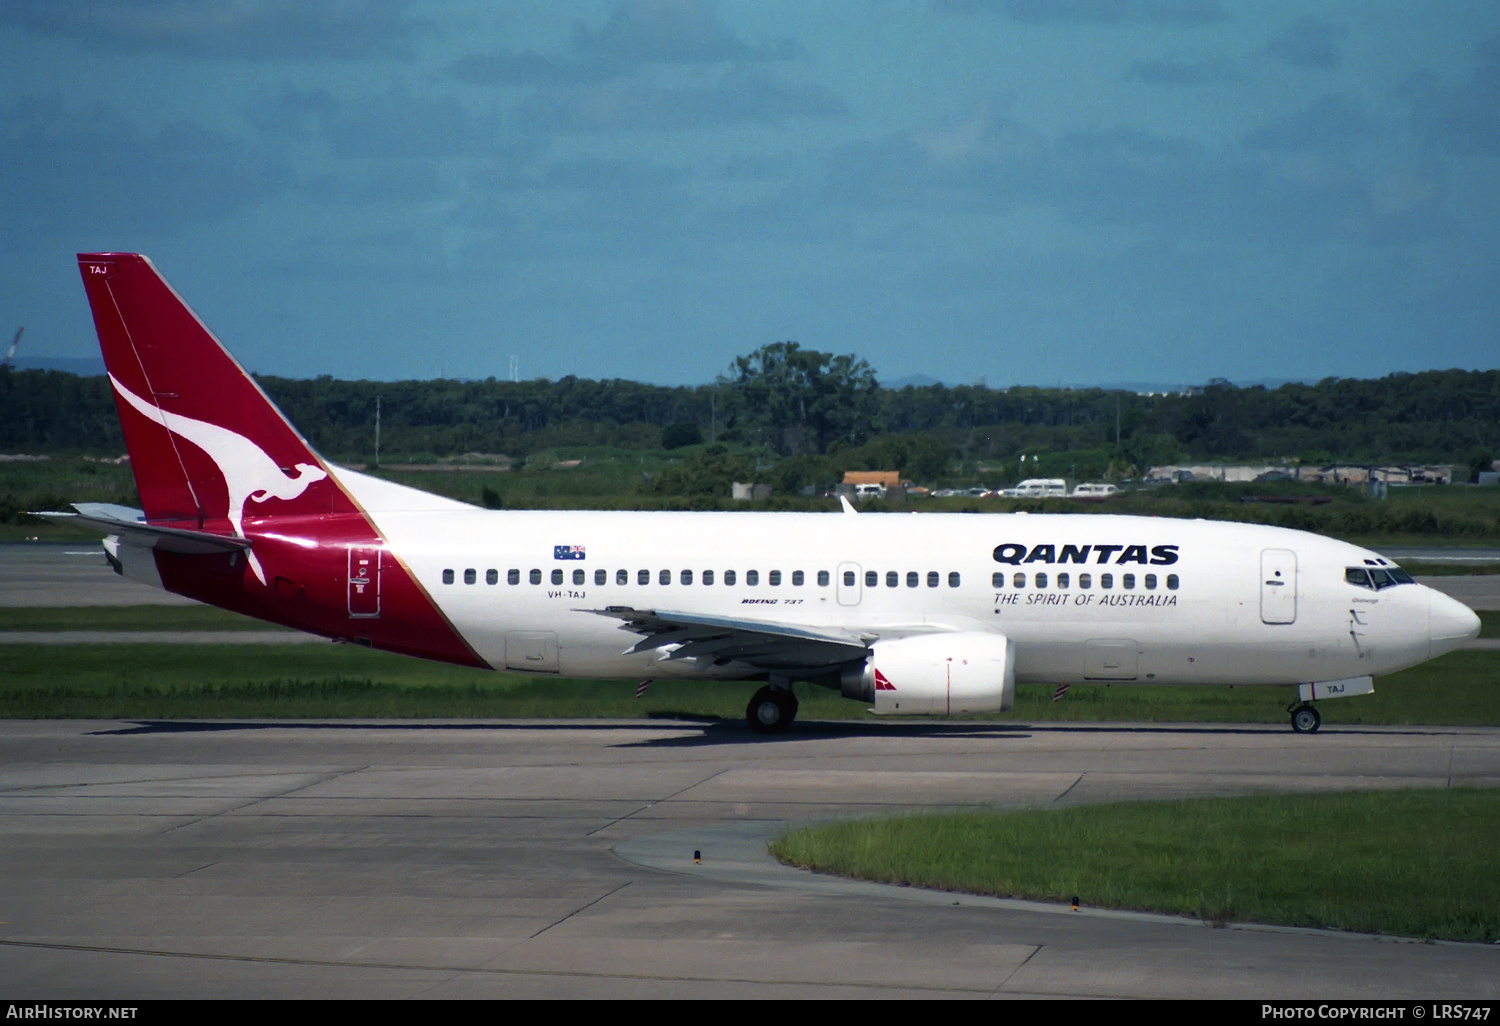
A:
37,503,253,555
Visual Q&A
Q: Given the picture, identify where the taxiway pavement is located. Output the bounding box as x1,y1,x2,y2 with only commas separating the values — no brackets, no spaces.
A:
1,719,1497,999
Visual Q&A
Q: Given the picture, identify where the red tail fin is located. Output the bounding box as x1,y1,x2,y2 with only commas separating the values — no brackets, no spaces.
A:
77,254,335,532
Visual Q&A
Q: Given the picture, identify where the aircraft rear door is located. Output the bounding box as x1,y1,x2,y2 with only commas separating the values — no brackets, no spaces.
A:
1260,548,1297,625
348,546,381,618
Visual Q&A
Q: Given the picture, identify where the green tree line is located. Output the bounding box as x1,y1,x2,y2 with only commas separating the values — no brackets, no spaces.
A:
1,345,1495,481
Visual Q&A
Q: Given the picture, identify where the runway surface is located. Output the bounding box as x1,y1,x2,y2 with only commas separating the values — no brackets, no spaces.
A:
2,719,1497,999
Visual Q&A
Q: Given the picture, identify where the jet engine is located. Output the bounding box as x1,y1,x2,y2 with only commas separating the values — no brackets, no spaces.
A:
840,632,1015,715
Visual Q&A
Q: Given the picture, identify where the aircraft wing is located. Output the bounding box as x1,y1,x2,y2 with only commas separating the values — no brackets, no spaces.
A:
585,605,872,673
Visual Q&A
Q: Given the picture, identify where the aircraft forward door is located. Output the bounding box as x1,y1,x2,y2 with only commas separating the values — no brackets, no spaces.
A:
837,562,862,606
1260,548,1297,625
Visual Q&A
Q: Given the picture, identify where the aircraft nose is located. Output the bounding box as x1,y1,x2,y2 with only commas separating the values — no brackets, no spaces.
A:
1428,588,1481,658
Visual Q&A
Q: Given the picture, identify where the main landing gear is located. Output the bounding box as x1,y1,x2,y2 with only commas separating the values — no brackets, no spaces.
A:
747,684,799,735
1288,702,1321,734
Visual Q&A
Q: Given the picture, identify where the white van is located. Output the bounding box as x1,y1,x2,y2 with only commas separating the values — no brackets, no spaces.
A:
1071,482,1121,499
1012,478,1068,498
853,483,886,499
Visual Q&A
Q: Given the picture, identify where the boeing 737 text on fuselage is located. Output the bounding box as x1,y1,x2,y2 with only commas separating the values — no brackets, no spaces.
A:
47,254,1481,734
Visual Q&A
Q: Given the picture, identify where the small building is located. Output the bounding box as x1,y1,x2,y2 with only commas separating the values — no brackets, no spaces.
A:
1146,464,1290,483
732,482,773,501
839,470,909,505
842,471,905,492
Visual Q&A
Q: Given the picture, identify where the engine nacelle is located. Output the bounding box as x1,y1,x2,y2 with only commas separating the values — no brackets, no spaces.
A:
841,632,1015,715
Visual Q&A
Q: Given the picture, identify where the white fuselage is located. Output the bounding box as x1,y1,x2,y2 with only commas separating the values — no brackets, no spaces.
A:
339,467,1473,689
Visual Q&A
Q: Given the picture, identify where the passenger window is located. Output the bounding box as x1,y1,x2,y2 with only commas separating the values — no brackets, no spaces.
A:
792,570,804,586
927,571,939,588
530,568,542,585
573,569,585,585
442,569,454,585
486,569,498,585
725,569,737,586
948,572,960,588
1167,574,1179,590
769,570,781,586
1101,573,1113,589
681,569,693,585
1079,573,1091,588
993,571,1005,588
1036,572,1048,589
1145,574,1157,589
616,569,628,586
703,569,715,585
1056,572,1069,589
747,570,759,586
1013,572,1025,588
843,570,856,587
817,570,829,587
886,571,899,588
464,568,476,585
907,571,919,588
1123,573,1135,589
508,569,520,585
595,569,606,585
866,571,878,588
638,569,650,585
551,569,563,585
659,569,671,585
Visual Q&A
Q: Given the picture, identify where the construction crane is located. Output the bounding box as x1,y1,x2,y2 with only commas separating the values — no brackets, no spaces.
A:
1,327,20,368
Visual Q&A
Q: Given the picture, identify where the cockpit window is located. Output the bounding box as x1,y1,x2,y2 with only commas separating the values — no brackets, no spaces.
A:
1346,565,1413,590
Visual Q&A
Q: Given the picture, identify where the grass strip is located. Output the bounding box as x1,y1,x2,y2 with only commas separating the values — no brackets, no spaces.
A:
0,643,1494,724
1478,610,1499,639
1403,561,1500,576
770,789,1500,942
0,605,285,632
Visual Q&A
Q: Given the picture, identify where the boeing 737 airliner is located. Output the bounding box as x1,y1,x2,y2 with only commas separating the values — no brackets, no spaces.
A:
47,254,1480,733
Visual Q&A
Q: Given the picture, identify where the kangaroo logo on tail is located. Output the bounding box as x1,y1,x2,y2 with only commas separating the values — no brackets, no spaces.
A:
111,374,327,584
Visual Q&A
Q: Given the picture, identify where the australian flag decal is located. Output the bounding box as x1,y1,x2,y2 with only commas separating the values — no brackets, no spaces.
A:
553,545,586,560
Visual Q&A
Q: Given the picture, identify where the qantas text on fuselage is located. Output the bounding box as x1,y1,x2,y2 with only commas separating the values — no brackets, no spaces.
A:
993,543,1179,565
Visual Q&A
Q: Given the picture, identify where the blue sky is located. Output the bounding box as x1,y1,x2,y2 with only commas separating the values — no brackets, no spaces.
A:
2,1,1497,386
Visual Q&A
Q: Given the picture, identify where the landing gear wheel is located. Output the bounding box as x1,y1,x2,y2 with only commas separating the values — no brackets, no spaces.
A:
747,686,798,735
1290,704,1321,734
